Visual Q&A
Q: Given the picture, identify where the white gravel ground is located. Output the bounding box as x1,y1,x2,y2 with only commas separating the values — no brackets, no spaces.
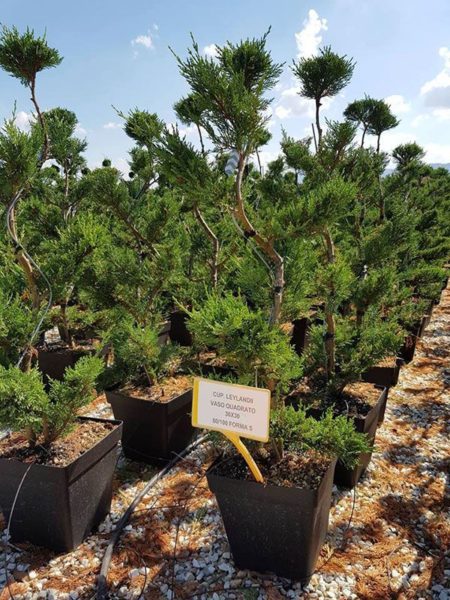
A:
1,286,449,600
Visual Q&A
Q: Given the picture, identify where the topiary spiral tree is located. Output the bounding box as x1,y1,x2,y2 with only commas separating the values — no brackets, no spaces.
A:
0,26,62,370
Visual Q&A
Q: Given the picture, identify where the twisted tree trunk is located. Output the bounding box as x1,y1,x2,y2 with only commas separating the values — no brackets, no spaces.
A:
194,205,220,288
234,154,284,325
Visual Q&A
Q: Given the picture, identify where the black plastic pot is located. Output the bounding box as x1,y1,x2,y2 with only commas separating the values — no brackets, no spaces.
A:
291,317,310,356
333,387,388,488
169,311,193,346
37,346,93,382
362,357,404,388
399,315,429,363
106,387,195,464
0,417,122,552
207,457,336,583
294,386,388,489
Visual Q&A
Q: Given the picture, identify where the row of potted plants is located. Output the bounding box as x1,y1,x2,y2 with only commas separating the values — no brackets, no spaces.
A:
0,25,448,584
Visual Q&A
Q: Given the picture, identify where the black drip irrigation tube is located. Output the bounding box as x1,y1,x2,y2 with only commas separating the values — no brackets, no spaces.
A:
95,440,360,600
96,433,208,600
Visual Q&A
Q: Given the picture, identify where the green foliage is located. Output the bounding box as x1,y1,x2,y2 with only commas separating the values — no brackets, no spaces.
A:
270,405,371,469
366,99,399,141
122,108,163,148
46,356,104,442
103,319,179,388
187,293,302,392
0,290,34,366
0,365,47,438
44,107,87,172
0,25,62,86
0,356,103,445
173,31,282,152
292,46,355,102
392,142,425,170
305,312,402,395
0,115,43,197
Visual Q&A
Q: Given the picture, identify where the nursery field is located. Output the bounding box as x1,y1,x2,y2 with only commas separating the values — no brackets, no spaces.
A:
1,284,448,600
1,24,450,600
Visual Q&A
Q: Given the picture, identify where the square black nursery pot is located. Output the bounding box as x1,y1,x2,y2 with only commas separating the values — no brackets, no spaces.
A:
169,311,193,347
333,386,388,488
106,388,195,464
291,317,310,356
37,346,92,382
301,386,388,489
207,457,336,583
399,313,430,363
0,417,122,552
362,357,404,389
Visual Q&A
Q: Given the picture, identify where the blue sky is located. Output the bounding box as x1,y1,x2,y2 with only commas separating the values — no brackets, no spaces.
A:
1,0,450,171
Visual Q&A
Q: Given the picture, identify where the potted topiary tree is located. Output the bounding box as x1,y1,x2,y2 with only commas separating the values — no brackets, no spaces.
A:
80,118,201,463
0,27,106,379
0,356,122,551
168,32,373,579
283,166,402,487
207,404,370,582
103,317,195,463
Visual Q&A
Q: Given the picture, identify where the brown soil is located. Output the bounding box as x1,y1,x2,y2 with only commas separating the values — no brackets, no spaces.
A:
120,374,192,403
195,351,229,368
289,379,381,419
372,356,397,368
214,449,333,489
0,420,116,466
279,322,294,335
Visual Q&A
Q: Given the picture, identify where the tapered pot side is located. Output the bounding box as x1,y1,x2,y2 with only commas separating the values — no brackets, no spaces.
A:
399,315,429,363
206,457,336,583
0,417,122,552
295,385,388,489
333,387,388,487
106,388,195,464
362,357,403,388
37,347,93,382
169,311,193,346
291,317,310,356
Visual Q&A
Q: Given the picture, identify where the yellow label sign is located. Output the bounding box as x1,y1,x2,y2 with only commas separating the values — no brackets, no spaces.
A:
192,377,270,442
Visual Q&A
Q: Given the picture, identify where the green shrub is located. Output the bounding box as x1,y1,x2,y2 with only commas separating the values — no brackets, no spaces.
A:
0,355,103,445
187,292,302,393
270,405,371,469
102,319,180,389
0,290,35,367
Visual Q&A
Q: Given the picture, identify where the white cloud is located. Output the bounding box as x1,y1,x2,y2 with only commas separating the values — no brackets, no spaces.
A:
131,34,154,50
295,9,328,59
423,142,450,164
203,44,218,59
411,114,430,128
432,107,450,120
153,23,159,31
273,11,330,123
14,110,33,131
275,86,314,120
103,122,122,130
274,85,333,121
420,46,450,109
75,124,87,136
385,94,411,115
